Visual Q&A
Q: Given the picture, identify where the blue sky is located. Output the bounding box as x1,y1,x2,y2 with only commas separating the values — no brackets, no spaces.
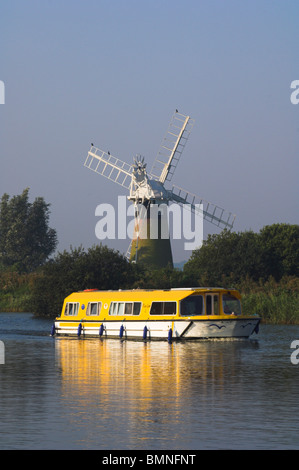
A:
1,0,298,263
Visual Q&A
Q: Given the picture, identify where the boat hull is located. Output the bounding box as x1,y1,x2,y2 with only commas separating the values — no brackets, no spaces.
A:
54,317,260,340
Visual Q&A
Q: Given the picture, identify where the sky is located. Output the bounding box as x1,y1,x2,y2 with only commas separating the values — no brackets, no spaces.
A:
1,0,298,264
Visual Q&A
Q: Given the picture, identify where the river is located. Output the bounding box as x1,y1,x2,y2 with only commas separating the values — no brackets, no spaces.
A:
0,312,298,450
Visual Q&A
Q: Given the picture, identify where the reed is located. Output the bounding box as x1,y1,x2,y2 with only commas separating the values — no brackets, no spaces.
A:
240,276,299,324
0,269,36,312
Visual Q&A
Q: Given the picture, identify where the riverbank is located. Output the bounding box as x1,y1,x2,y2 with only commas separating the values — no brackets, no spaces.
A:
0,270,298,324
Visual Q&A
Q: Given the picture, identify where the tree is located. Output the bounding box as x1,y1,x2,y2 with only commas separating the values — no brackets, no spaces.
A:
183,229,262,285
258,224,299,280
29,245,138,316
0,188,57,272
183,224,299,285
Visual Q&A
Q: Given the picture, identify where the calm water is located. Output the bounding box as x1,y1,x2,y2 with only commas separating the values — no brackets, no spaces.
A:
0,312,298,450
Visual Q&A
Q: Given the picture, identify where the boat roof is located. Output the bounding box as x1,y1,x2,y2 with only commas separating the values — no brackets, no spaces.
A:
64,287,241,302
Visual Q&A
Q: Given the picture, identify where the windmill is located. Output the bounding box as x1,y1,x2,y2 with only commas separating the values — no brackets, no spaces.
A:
84,110,236,268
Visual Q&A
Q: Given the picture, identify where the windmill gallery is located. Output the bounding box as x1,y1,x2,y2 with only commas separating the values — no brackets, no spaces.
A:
84,110,236,268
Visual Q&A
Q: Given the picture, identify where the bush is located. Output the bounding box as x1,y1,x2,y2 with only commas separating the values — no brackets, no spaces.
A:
28,245,138,316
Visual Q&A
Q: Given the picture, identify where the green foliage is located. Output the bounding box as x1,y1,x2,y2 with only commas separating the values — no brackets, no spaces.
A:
238,276,299,324
0,188,57,272
29,245,138,316
258,224,299,280
0,266,37,312
183,224,299,286
131,264,188,290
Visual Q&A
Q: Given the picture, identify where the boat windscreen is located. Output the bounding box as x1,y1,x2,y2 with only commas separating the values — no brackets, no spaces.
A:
222,294,241,315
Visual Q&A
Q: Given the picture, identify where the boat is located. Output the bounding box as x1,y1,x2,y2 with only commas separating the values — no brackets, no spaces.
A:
51,287,260,340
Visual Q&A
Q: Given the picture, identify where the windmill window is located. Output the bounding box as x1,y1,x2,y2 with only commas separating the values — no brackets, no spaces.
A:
150,301,176,315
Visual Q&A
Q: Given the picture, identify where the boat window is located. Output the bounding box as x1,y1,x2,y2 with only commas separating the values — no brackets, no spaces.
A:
109,302,121,315
163,302,176,314
109,302,116,315
109,301,142,316
117,303,125,316
222,294,241,315
125,302,133,315
180,295,203,316
133,302,142,315
87,302,102,316
150,301,176,315
64,302,79,316
206,294,219,315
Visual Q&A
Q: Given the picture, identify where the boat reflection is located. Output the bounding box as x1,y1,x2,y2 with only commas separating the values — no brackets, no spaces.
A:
54,337,260,430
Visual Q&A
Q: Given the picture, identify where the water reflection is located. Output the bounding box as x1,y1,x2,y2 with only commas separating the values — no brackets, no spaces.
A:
55,337,270,449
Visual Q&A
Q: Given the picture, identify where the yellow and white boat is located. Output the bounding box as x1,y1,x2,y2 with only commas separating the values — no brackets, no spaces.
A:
52,287,260,340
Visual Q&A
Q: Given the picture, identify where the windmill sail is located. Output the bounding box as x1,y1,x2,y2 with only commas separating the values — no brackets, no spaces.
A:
84,145,133,189
169,184,236,230
150,111,194,184
125,240,133,260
